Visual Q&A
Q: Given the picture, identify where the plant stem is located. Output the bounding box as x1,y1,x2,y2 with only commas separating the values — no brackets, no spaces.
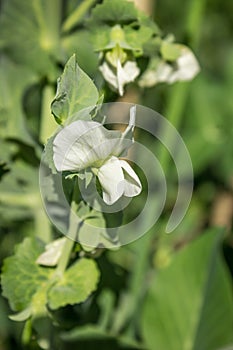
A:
62,0,97,34
158,82,189,172
55,201,78,276
0,192,40,207
40,85,57,145
36,84,57,243
186,0,206,48
158,0,205,172
33,0,61,51
34,206,52,243
56,179,80,275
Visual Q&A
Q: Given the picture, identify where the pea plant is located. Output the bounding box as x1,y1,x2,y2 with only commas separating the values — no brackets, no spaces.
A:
1,1,233,350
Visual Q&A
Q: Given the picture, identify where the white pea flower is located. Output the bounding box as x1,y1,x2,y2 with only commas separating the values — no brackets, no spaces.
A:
53,107,142,205
99,60,140,96
139,46,200,88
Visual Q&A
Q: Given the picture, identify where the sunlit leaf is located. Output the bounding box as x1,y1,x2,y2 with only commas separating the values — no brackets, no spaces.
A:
48,258,100,310
1,238,53,312
51,54,99,125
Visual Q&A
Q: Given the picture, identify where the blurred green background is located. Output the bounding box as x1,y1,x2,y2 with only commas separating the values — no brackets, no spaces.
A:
0,0,233,349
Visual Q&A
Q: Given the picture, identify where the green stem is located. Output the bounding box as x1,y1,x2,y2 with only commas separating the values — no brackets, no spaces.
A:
34,206,52,243
33,0,61,51
158,82,189,172
55,205,78,276
40,85,57,144
37,84,57,243
0,192,40,207
22,318,32,345
186,0,206,48
62,0,97,33
56,180,80,275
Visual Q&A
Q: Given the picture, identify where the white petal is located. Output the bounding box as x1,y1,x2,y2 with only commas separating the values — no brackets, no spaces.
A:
139,47,200,88
139,61,173,87
100,60,140,96
36,237,66,266
117,60,140,96
113,105,136,157
99,62,118,90
119,160,142,197
53,120,121,172
98,156,124,205
168,47,200,83
122,105,136,139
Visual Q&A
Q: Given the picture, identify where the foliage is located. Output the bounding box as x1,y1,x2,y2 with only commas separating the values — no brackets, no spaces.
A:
0,0,232,349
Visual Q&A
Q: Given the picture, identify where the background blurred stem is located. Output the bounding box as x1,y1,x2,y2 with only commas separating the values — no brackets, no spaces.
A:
62,0,97,34
35,85,58,243
186,0,206,48
40,85,57,144
34,205,52,243
159,0,205,171
158,82,189,172
33,0,61,50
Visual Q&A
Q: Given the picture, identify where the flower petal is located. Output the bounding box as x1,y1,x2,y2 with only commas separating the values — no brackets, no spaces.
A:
53,120,121,172
139,46,200,88
117,60,140,96
98,156,124,205
99,62,118,90
167,46,200,84
112,105,136,157
119,160,142,197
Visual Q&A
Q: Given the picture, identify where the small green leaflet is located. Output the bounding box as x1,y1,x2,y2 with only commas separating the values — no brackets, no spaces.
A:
47,258,100,310
1,238,53,313
1,237,100,320
51,54,99,125
160,41,182,62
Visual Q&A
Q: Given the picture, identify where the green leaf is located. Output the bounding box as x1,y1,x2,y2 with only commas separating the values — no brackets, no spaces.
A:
9,307,32,322
61,30,99,75
88,0,138,25
123,24,154,54
142,229,233,350
1,237,53,312
47,258,100,310
0,161,40,222
0,56,37,145
61,325,112,341
75,200,120,251
0,0,61,78
2,237,101,317
42,133,58,174
89,10,158,54
90,27,112,51
61,324,143,348
51,54,99,125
